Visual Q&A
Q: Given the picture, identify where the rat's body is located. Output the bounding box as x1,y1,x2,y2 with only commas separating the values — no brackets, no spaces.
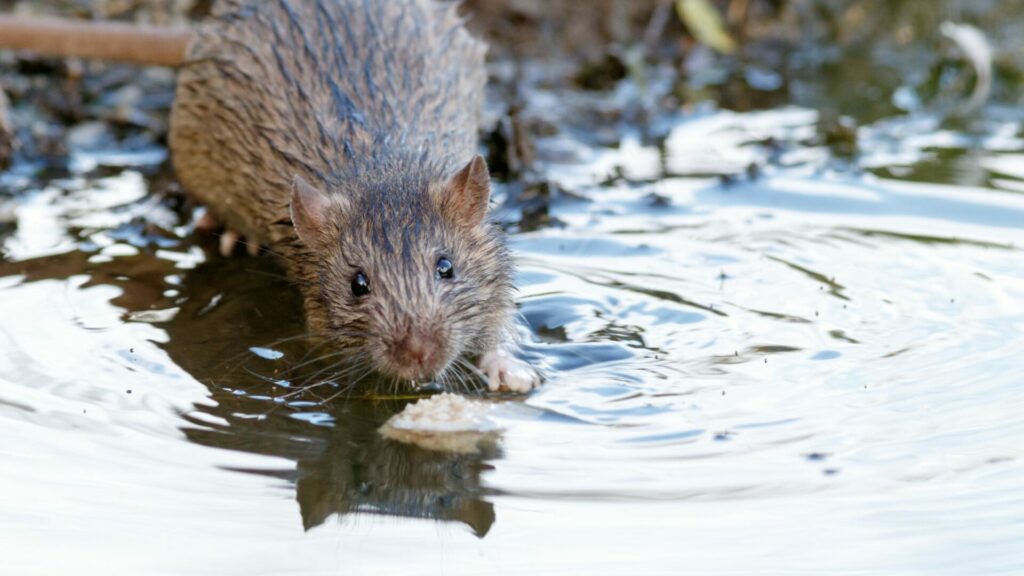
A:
0,0,539,392
172,0,483,257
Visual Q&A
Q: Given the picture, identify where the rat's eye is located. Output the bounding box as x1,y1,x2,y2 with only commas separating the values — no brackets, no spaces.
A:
351,271,370,297
436,257,454,279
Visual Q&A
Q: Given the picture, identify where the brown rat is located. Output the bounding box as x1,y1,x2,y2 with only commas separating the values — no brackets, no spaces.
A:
0,0,541,392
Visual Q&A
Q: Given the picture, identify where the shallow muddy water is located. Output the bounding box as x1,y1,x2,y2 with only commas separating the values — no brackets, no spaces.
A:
3,19,1024,576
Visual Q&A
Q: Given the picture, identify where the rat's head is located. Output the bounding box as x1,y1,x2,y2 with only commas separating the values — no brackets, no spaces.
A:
290,155,514,383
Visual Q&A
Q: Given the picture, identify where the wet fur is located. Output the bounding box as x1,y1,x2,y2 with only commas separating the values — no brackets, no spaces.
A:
169,0,514,380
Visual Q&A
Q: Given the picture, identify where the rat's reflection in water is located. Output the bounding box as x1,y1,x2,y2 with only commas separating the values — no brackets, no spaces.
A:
165,255,499,537
0,224,498,536
0,242,500,537
163,256,499,536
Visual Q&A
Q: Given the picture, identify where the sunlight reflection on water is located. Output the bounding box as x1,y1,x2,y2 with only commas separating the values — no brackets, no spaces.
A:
1,87,1023,576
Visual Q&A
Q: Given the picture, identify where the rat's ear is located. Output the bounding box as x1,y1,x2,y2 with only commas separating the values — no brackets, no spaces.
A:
440,155,490,228
290,175,342,248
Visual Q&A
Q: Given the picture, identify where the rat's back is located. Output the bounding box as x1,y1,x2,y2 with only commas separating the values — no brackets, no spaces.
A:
169,0,487,246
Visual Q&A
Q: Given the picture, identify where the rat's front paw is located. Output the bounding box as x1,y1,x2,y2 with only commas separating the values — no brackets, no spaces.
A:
194,210,260,257
217,229,261,257
479,348,541,393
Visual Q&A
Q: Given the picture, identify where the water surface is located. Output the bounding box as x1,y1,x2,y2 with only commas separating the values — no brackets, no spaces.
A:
2,19,1024,576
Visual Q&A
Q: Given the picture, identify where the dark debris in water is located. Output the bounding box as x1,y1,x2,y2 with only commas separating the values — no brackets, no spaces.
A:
575,52,629,91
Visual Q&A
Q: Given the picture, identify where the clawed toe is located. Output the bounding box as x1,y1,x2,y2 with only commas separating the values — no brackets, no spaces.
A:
219,229,240,256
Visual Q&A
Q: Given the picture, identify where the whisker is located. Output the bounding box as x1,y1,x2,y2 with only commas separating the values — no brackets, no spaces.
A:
273,379,335,400
283,349,357,376
296,355,367,388
214,330,332,376
318,365,376,404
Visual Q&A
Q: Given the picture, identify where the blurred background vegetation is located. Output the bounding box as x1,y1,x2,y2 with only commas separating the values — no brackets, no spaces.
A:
0,0,1019,174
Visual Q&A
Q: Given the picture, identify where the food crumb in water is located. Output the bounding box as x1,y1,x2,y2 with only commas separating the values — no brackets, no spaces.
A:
379,393,499,453
385,393,495,433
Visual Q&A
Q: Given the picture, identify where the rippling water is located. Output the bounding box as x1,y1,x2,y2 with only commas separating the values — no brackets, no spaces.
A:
2,54,1024,576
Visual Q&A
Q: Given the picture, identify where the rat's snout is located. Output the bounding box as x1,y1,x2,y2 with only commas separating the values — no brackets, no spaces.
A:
387,324,447,379
397,334,433,366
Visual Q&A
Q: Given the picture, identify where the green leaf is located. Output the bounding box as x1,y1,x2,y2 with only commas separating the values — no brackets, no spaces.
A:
675,0,737,54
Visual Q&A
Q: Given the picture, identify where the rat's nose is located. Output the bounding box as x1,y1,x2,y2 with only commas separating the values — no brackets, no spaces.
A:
392,328,441,376
403,338,429,365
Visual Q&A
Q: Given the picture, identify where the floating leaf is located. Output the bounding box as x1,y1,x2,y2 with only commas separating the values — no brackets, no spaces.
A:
675,0,736,54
